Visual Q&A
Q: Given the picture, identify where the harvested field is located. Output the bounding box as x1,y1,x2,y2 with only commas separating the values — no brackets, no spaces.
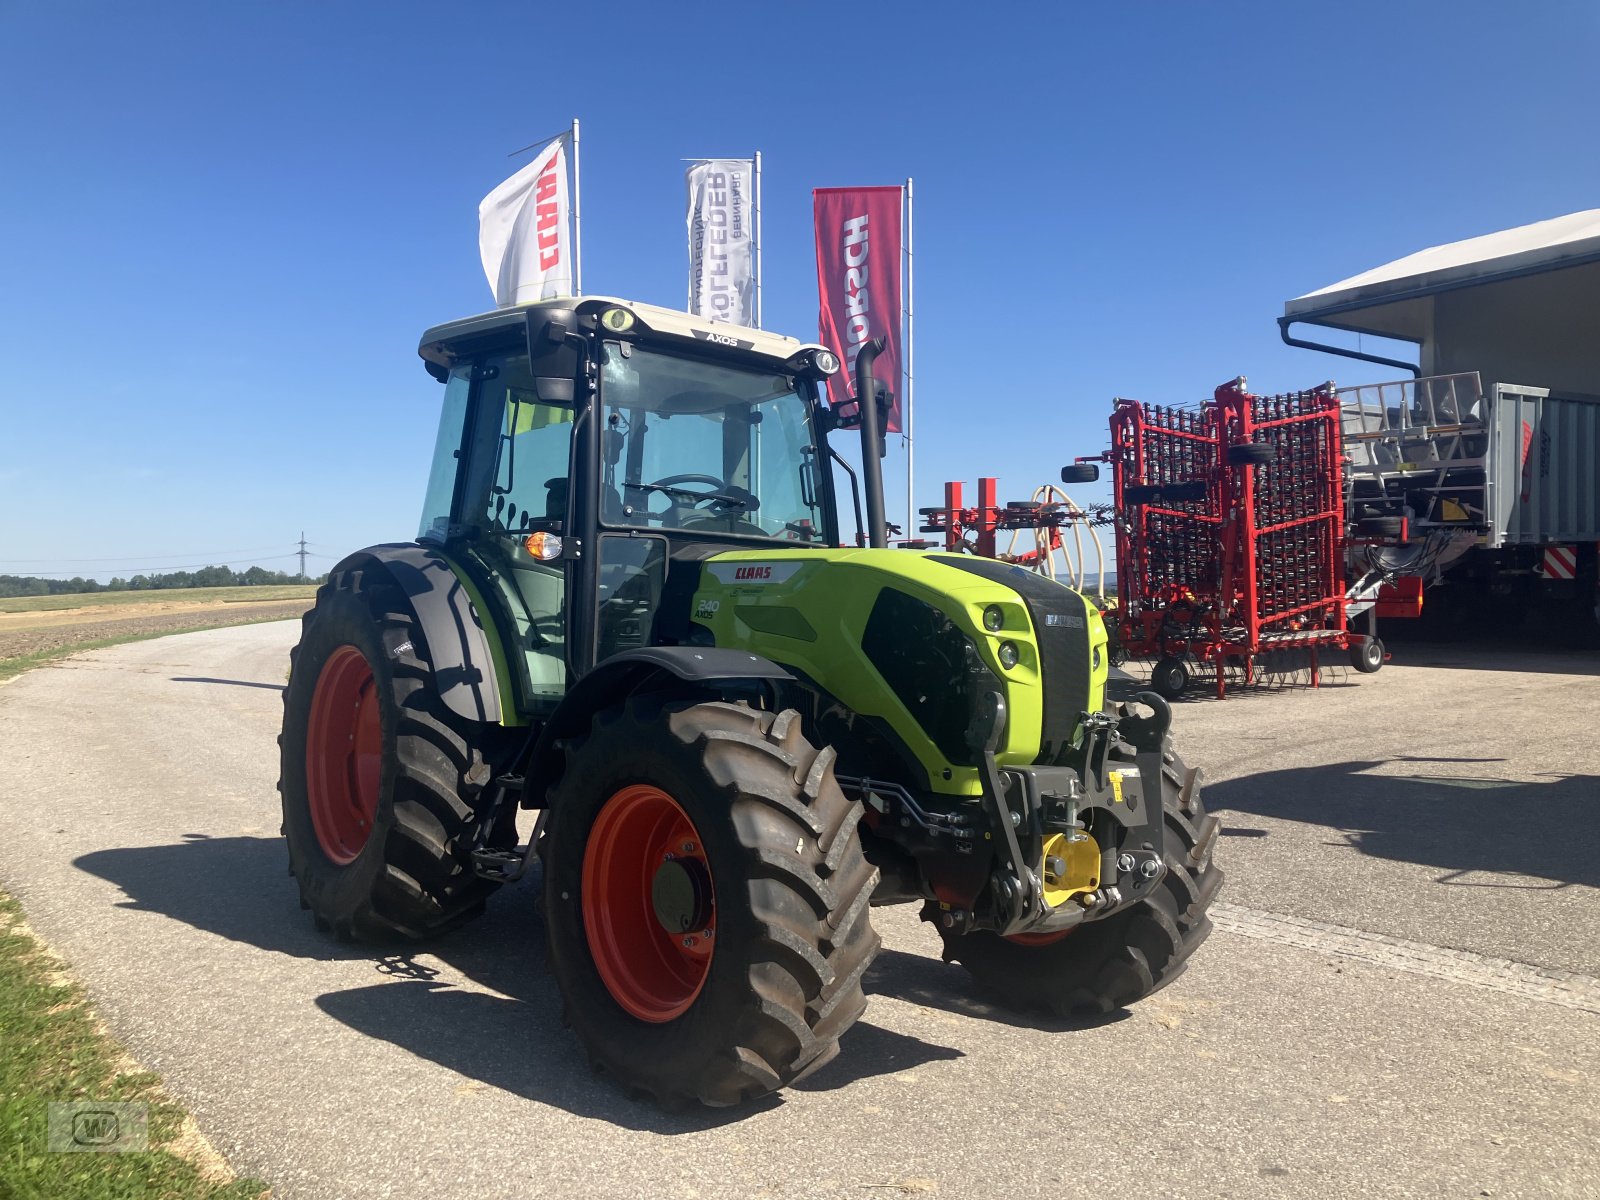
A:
0,590,314,667
0,585,316,615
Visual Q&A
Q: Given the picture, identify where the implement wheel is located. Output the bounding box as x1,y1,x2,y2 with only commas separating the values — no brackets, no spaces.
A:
279,570,512,940
938,748,1221,1016
1350,635,1385,673
543,697,879,1108
1149,656,1189,700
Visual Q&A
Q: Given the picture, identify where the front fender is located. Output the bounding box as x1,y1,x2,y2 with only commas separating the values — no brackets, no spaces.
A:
520,646,792,807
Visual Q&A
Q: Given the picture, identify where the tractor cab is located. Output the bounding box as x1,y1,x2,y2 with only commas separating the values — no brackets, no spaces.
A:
414,297,843,716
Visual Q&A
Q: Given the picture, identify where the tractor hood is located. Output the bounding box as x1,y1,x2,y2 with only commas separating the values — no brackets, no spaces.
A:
689,548,1108,796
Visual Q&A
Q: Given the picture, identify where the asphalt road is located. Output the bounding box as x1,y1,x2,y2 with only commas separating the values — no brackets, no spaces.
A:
0,624,1596,1199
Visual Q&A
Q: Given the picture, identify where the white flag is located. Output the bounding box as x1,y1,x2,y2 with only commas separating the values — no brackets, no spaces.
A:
686,159,755,325
479,136,572,307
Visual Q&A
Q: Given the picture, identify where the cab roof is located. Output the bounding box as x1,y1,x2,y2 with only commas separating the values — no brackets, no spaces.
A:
418,296,822,369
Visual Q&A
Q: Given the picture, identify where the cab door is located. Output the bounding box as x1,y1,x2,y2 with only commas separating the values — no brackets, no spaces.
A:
456,345,579,715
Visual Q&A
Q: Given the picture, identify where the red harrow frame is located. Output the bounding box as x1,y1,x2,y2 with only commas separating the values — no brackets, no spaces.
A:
1088,378,1382,698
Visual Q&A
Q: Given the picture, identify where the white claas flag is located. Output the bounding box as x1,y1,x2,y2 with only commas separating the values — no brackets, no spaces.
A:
479,136,572,307
686,159,754,325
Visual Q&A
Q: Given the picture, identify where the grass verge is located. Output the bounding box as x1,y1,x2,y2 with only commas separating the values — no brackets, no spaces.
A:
0,618,298,684
0,890,265,1199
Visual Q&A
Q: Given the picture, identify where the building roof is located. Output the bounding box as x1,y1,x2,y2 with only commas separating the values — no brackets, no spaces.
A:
1283,209,1600,341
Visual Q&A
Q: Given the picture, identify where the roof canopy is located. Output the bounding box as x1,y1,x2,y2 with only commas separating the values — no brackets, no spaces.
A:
1283,209,1600,342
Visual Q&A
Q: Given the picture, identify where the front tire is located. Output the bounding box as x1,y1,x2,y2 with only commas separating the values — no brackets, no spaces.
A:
279,570,509,941
938,749,1221,1016
543,697,879,1108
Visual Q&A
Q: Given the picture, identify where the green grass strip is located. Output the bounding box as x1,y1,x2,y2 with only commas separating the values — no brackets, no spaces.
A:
0,890,266,1198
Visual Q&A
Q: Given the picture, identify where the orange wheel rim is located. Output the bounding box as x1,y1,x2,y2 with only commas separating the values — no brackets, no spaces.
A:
1004,929,1076,947
305,646,382,865
581,784,715,1022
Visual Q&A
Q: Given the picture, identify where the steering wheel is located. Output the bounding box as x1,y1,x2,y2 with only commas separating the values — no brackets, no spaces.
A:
637,473,764,533
648,473,730,498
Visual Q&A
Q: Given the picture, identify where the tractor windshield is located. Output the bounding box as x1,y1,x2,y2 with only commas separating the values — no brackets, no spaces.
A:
598,342,827,542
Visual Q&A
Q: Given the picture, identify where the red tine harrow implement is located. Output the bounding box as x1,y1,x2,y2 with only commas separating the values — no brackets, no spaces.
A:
1082,376,1386,698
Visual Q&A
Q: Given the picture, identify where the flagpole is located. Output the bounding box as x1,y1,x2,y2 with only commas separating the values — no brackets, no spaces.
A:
753,151,763,328
904,177,915,543
571,117,583,296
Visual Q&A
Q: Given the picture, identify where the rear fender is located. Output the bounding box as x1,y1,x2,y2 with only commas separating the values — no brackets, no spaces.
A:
330,543,504,724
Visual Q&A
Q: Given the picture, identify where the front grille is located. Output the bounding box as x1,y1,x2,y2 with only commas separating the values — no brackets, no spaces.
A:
929,556,1092,765
861,587,1004,767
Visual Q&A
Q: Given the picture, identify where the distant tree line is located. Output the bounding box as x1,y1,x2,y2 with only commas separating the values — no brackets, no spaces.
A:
0,565,326,597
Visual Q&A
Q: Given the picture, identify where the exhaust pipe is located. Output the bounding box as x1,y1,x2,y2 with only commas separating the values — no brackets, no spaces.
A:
855,337,889,549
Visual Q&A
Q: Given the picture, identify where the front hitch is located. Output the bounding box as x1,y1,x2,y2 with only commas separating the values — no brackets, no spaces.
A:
964,693,1173,938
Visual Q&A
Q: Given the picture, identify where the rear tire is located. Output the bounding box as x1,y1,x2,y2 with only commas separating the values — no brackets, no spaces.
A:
279,569,510,941
543,697,879,1108
938,750,1221,1016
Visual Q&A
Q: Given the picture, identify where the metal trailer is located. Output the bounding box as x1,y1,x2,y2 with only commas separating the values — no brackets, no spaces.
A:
1282,209,1600,629
1097,379,1383,699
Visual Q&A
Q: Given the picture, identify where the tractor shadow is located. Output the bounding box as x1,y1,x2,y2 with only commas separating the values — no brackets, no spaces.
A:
855,948,1132,1035
1205,759,1600,890
72,833,967,1129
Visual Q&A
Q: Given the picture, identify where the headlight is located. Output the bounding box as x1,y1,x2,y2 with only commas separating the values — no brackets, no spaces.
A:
998,641,1019,670
812,349,840,375
982,604,1004,632
600,307,636,333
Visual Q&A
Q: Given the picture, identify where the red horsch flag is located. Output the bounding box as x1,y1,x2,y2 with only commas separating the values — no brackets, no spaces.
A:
813,186,904,432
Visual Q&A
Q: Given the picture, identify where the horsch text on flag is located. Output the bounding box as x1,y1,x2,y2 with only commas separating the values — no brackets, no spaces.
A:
813,186,904,432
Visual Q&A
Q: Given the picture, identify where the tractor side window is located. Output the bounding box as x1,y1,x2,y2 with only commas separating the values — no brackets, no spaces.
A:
418,365,472,542
477,352,576,536
751,393,825,542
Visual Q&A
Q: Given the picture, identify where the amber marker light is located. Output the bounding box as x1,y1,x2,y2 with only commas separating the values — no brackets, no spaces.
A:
523,532,563,561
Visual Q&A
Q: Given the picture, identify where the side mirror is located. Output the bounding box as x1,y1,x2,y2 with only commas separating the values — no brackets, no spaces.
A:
523,308,582,404
535,309,577,344
533,377,575,403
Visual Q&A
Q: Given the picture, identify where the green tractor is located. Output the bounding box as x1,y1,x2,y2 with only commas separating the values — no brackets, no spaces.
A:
278,297,1221,1107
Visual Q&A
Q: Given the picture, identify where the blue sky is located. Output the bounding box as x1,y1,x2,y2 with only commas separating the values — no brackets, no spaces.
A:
2,1,1596,578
